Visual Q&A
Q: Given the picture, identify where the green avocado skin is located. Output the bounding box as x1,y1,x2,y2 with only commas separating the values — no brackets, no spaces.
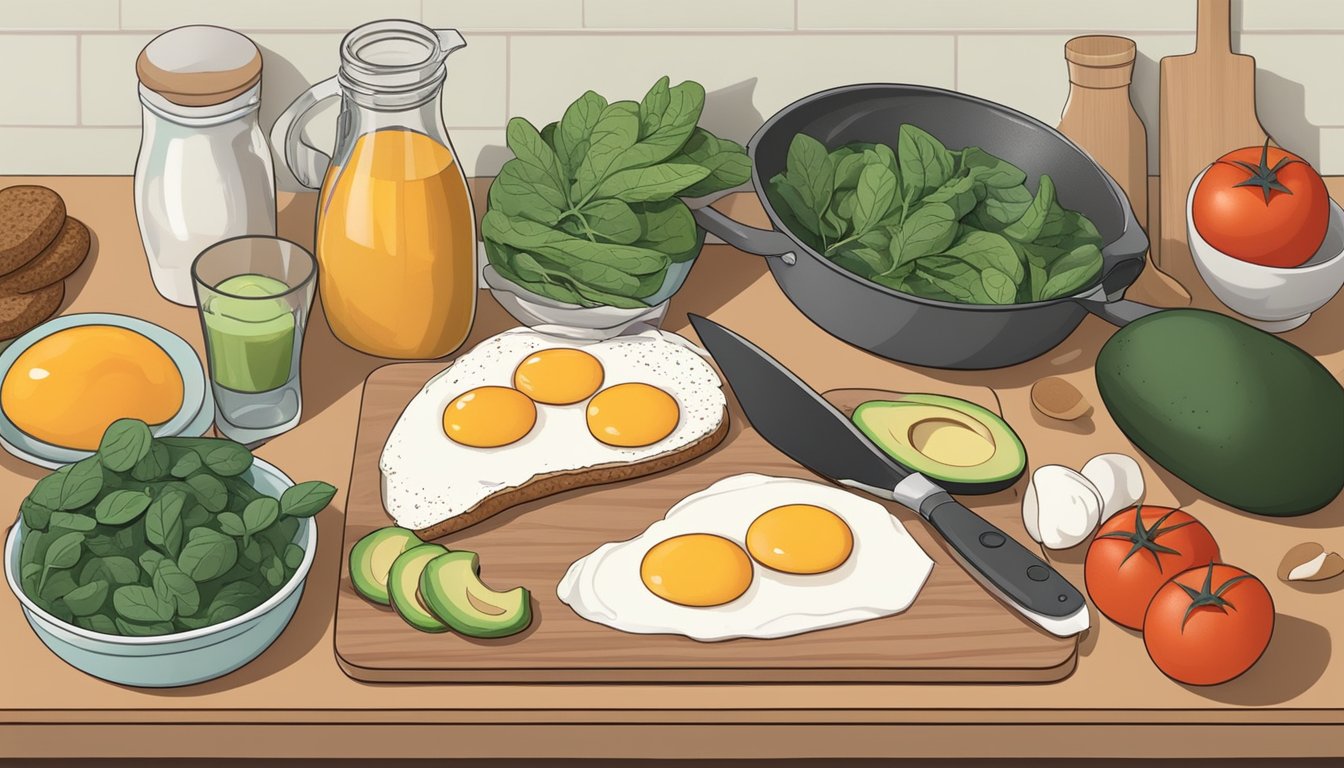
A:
1096,309,1344,517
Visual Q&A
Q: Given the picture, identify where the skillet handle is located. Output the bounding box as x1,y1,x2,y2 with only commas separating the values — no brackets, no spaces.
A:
692,206,798,261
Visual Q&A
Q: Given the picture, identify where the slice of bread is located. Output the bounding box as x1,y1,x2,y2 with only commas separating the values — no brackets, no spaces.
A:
0,186,66,275
411,411,730,541
0,282,63,341
0,217,90,294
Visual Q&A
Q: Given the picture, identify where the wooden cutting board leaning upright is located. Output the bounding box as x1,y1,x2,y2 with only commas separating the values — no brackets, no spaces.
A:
1158,0,1269,306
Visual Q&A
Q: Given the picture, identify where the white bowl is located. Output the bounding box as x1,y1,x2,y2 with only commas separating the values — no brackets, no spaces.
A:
0,313,216,468
1187,167,1344,332
3,458,316,688
483,264,690,340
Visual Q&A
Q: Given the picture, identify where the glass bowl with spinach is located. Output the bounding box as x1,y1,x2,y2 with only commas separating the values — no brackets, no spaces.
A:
765,125,1106,305
3,418,336,687
482,76,751,323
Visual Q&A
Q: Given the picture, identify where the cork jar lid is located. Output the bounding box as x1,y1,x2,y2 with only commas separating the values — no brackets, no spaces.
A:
136,25,262,107
1064,35,1136,68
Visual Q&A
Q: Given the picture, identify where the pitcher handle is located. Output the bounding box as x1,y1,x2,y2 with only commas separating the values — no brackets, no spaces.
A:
271,77,341,189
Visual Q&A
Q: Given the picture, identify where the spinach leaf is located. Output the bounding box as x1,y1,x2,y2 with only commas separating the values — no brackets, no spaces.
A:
76,614,118,634
505,116,566,193
94,490,152,526
80,556,139,586
130,441,171,482
1037,243,1103,300
672,129,750,198
631,199,699,261
591,163,710,203
261,555,286,588
960,147,1026,189
20,497,52,531
177,528,238,582
64,580,110,616
185,474,229,513
482,211,666,275
850,163,899,237
243,497,280,534
941,230,1023,285
113,584,174,623
40,570,79,603
923,174,981,220
48,510,96,532
279,484,338,519
115,617,174,636
890,202,958,268
169,450,202,479
638,75,671,136
489,161,567,225
554,90,607,183
218,512,246,538
151,558,200,616
897,124,954,202
283,543,305,570
97,419,153,472
574,199,641,244
1003,175,1056,243
146,490,187,558
53,457,103,511
39,531,83,592
782,133,835,237
571,101,641,202
979,266,1019,304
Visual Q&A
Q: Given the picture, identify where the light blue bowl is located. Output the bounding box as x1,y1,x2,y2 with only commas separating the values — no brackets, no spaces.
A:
3,458,316,688
0,313,215,469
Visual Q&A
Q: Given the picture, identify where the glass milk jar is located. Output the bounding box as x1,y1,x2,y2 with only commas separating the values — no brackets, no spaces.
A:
134,26,276,306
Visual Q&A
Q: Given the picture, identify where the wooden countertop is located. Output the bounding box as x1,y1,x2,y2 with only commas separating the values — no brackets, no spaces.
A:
0,176,1341,761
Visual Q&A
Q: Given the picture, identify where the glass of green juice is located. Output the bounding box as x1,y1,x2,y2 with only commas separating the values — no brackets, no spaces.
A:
192,236,316,444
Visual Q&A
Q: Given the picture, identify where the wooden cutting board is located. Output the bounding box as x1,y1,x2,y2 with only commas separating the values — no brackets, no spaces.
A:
334,363,1077,684
1158,0,1269,306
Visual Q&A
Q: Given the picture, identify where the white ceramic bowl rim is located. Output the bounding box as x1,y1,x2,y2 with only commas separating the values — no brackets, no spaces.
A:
1188,165,1344,273
3,457,317,646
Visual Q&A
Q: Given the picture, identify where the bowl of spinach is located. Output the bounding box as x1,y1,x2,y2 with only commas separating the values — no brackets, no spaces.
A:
482,77,750,332
3,419,335,687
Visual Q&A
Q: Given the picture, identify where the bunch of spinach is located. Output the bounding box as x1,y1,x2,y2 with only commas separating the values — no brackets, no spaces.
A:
483,77,751,308
16,419,336,636
766,126,1105,305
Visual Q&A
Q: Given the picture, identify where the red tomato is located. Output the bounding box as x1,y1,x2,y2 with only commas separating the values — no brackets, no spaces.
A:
1084,505,1219,630
1143,563,1275,686
1192,142,1328,268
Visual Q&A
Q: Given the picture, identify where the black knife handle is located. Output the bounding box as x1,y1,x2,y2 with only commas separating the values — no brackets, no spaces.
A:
920,492,1085,619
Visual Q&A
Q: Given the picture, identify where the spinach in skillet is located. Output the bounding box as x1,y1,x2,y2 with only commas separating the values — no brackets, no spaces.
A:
483,77,751,308
16,419,336,636
766,126,1105,305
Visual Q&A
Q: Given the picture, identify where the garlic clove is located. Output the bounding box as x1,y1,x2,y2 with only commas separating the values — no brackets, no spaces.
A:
1081,453,1145,522
1031,376,1092,421
1278,542,1344,582
1022,465,1103,550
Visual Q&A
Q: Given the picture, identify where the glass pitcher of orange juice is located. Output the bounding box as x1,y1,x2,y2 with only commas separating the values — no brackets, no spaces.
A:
272,20,475,359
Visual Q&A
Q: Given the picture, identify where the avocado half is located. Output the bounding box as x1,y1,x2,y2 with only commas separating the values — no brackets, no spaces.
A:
852,393,1026,494
420,550,532,639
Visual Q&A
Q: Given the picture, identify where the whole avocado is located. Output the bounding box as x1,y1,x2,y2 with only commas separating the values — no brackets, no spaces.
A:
1096,309,1343,517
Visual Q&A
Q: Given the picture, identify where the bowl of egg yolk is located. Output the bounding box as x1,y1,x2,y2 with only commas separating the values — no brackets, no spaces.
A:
0,314,213,467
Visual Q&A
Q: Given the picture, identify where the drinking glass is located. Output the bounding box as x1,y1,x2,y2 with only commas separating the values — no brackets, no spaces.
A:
192,236,316,444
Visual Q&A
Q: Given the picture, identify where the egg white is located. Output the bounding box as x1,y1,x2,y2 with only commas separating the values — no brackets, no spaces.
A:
380,328,726,531
557,474,934,642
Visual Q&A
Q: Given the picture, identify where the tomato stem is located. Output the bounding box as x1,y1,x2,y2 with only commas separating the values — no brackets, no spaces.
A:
1094,506,1194,571
1176,564,1255,632
1228,137,1294,204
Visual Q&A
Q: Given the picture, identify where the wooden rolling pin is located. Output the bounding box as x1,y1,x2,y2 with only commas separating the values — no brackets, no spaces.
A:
1058,35,1190,307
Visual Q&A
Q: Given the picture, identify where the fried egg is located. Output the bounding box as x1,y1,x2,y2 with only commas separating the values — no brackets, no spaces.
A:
558,474,934,641
1,325,184,450
380,328,726,532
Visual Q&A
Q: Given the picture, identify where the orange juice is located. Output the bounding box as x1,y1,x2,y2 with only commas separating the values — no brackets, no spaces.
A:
316,128,476,359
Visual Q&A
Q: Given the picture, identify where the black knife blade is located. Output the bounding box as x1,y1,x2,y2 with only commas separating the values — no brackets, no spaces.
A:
689,314,1089,637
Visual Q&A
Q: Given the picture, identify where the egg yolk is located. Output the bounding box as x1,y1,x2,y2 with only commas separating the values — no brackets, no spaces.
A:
1,325,184,450
443,385,537,447
512,348,604,405
586,382,679,447
746,504,854,575
640,533,753,607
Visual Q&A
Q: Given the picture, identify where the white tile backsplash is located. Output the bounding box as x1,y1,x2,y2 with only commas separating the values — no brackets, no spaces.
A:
1,5,1343,176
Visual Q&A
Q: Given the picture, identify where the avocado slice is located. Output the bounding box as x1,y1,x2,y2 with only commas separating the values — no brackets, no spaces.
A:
349,526,422,605
852,393,1025,493
419,550,532,639
388,544,451,633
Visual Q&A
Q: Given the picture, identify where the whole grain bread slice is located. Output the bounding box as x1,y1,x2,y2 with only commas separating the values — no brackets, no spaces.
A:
0,186,66,275
0,217,90,294
410,411,731,541
0,282,64,340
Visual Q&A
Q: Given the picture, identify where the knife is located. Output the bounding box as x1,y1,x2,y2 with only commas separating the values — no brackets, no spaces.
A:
688,315,1089,638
